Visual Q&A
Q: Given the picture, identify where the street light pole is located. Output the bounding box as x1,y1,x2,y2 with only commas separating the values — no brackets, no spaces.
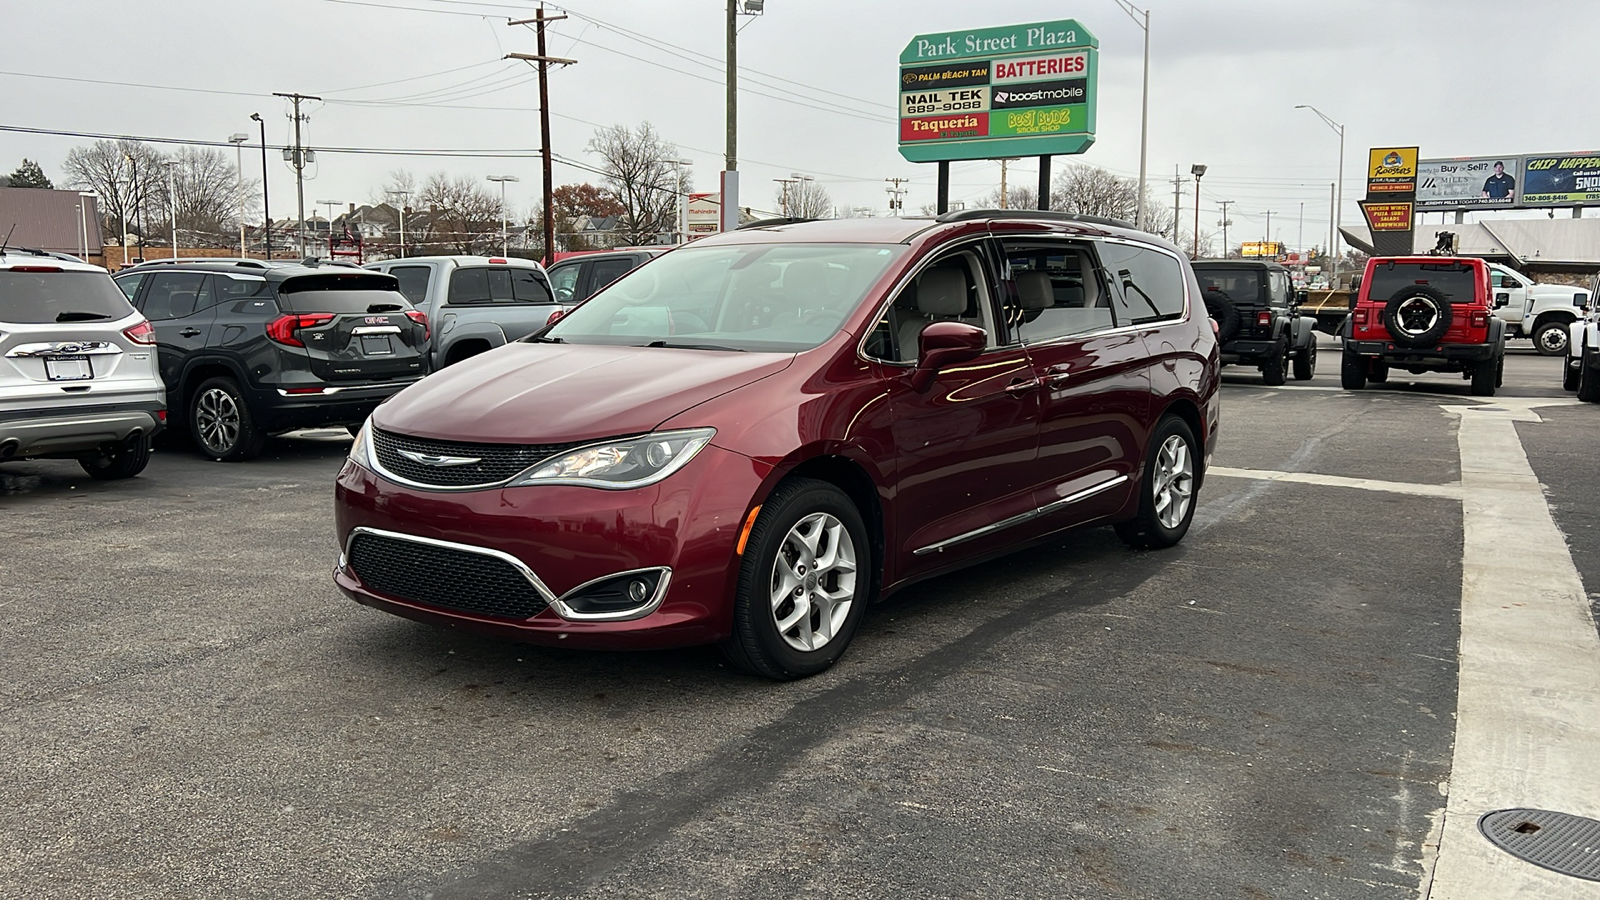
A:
166,160,178,259
250,113,270,259
228,133,249,255
1296,104,1345,287
1113,0,1150,229
486,175,519,256
672,159,693,243
1190,164,1206,258
387,191,409,258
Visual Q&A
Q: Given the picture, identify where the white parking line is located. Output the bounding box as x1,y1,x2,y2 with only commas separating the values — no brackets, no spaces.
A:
1208,399,1600,896
1426,402,1600,898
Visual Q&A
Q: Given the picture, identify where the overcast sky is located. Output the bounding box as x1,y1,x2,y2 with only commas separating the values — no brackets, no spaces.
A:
4,0,1596,250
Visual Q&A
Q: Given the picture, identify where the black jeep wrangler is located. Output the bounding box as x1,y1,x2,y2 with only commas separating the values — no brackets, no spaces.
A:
1192,259,1319,385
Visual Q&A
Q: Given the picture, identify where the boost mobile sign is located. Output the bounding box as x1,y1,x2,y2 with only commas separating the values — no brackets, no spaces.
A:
898,19,1098,163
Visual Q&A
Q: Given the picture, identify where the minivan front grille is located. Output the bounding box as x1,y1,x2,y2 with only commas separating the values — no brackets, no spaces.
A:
347,531,550,619
372,428,582,487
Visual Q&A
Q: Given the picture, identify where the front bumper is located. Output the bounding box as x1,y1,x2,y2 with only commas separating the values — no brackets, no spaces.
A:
0,399,165,458
1346,340,1498,364
332,443,771,650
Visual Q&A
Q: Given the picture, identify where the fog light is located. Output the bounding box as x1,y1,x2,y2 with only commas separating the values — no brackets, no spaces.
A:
555,568,671,619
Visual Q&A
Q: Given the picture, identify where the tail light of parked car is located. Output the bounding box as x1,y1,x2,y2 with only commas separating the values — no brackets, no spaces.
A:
1256,311,1271,327
266,313,337,347
405,310,429,340
1354,308,1369,327
1471,310,1488,329
122,319,156,345
546,309,567,327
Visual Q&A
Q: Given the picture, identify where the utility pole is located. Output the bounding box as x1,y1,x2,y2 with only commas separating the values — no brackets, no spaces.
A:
273,91,320,258
166,160,178,259
1170,165,1188,247
508,8,574,266
999,158,1022,209
885,177,909,216
774,177,797,216
1298,201,1304,257
1262,209,1276,246
1218,200,1234,258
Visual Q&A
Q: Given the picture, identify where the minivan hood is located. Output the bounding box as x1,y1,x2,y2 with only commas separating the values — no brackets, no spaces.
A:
373,341,795,443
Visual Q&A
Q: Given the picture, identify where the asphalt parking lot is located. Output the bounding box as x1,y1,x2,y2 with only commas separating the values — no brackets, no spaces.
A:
3,346,1597,899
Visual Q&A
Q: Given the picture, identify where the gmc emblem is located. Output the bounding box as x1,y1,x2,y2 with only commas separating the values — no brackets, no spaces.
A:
365,316,388,324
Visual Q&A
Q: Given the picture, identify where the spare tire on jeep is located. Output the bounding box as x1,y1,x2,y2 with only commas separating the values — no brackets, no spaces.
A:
1202,291,1241,342
1383,287,1453,348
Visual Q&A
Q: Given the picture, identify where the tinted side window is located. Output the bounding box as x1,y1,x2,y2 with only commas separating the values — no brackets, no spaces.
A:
114,272,145,300
1099,242,1186,322
588,258,635,297
390,266,432,306
140,272,213,321
1001,241,1115,342
448,267,490,304
511,268,553,304
213,274,272,305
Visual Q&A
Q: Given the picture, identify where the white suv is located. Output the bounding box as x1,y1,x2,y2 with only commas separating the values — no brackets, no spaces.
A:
0,247,166,478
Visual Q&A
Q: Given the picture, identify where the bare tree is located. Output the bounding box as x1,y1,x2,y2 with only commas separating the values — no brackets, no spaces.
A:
61,139,165,244
415,173,502,255
978,185,1039,211
157,147,259,243
1048,164,1171,239
371,169,421,208
585,123,684,244
774,178,832,219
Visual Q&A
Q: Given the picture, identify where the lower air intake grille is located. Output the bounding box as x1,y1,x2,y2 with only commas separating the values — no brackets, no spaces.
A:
348,532,549,619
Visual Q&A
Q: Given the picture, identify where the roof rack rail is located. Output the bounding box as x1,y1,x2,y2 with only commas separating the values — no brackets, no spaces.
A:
126,257,272,269
735,216,816,230
934,208,1136,230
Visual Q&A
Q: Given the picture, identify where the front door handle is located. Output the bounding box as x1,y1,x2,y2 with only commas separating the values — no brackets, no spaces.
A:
179,328,202,338
1042,365,1072,386
1004,377,1041,395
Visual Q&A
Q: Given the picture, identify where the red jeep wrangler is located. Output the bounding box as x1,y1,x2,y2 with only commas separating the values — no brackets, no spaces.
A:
1340,256,1506,396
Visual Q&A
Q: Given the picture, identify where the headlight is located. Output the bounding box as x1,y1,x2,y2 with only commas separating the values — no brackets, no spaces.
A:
506,428,715,489
349,418,373,469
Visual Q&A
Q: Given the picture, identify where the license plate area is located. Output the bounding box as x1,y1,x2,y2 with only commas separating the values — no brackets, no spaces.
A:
45,355,93,381
360,336,395,356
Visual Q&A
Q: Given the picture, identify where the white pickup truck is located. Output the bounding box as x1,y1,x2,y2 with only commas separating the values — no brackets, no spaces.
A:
1488,263,1592,356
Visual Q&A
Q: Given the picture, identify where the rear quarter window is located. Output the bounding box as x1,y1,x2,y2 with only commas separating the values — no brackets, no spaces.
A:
0,270,136,324
1099,242,1187,322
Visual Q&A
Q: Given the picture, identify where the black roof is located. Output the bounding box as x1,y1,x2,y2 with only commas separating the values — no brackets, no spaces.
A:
1191,258,1289,270
118,257,391,284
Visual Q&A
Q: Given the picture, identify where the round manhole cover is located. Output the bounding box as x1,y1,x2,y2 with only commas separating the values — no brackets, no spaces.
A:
1478,808,1600,882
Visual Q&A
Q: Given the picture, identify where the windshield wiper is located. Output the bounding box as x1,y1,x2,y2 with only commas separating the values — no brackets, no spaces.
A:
55,311,114,322
529,334,564,343
643,340,744,352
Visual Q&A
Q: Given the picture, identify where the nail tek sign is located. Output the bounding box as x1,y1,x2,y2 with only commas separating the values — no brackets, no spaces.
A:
898,19,1098,163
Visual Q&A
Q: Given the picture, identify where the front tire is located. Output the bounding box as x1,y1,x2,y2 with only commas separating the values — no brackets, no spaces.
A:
1564,357,1581,391
1292,338,1317,381
1533,320,1570,357
1578,350,1600,402
79,435,152,480
191,376,265,461
1470,357,1498,396
1261,344,1287,386
1115,415,1199,550
721,478,870,680
1341,348,1367,390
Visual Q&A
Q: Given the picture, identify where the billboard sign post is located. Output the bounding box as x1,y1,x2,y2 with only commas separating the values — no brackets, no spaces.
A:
898,20,1098,164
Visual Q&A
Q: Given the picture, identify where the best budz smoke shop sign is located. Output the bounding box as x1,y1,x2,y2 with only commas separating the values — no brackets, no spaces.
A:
898,20,1098,163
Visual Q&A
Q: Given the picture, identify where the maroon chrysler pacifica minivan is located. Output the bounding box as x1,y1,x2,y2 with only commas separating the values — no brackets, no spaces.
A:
334,211,1221,679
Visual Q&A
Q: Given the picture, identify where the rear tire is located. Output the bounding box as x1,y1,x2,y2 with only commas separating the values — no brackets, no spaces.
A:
1340,348,1367,390
191,376,266,461
1261,345,1287,386
1564,357,1581,391
1292,338,1317,381
1578,351,1600,402
1470,358,1498,396
1369,360,1390,384
720,478,870,680
1115,415,1199,550
79,435,152,480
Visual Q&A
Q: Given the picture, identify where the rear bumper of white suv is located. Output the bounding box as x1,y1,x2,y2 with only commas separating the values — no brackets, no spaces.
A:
0,399,165,460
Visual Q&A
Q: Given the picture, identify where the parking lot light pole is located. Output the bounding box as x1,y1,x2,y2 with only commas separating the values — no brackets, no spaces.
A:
228,133,249,255
1296,104,1344,287
486,175,519,256
1190,164,1206,258
1112,0,1150,229
387,191,409,258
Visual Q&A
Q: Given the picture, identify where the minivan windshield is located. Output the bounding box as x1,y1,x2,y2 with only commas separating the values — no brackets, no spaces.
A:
542,243,906,351
0,270,135,324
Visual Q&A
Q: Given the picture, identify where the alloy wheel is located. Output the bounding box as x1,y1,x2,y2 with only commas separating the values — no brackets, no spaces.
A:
1394,297,1439,336
196,388,242,455
769,511,857,652
1152,434,1195,530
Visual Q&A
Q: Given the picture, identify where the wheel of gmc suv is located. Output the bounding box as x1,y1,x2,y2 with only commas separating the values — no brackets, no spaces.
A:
1292,337,1317,380
78,435,152,480
191,376,266,461
1340,347,1367,390
1532,320,1570,357
721,477,870,680
1115,415,1198,550
1382,287,1453,348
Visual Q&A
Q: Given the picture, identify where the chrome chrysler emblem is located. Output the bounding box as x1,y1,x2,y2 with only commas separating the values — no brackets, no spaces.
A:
396,449,481,468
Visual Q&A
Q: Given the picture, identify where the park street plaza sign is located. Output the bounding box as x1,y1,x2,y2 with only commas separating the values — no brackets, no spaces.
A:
898,20,1098,163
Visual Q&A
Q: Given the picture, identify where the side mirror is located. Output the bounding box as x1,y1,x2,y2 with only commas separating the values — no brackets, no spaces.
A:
1295,289,1308,304
1494,293,1509,308
910,321,986,392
